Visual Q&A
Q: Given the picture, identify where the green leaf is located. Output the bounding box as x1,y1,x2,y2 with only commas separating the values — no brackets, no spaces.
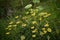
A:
25,4,32,9
33,0,40,3
36,6,44,11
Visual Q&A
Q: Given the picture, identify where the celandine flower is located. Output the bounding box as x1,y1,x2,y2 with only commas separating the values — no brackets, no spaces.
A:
8,28,12,30
47,28,52,32
32,34,36,38
8,25,12,28
15,16,19,18
9,21,13,24
44,23,49,27
31,12,36,16
39,17,42,21
32,29,38,33
34,9,38,13
42,28,46,31
43,30,47,34
6,32,10,35
21,35,25,40
40,31,44,36
31,26,35,29
43,14,51,17
32,21,37,24
16,21,21,24
22,23,27,27
13,25,17,27
39,12,48,16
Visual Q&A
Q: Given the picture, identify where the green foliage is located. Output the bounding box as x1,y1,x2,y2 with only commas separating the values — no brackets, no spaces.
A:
10,0,20,8
0,0,60,40
33,0,40,3
36,6,44,11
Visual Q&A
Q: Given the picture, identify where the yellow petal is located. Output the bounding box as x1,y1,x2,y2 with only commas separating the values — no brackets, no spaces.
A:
40,31,44,36
32,21,37,24
9,21,13,24
32,30,36,33
31,12,35,16
22,23,27,27
13,25,17,27
34,9,38,13
42,28,46,31
15,16,19,18
44,23,49,27
32,35,36,38
43,30,47,34
8,25,12,28
8,28,12,30
31,26,35,29
39,12,48,16
21,35,25,40
43,14,51,17
6,32,10,35
39,18,42,21
22,16,27,19
16,21,21,24
47,28,52,32
32,29,38,33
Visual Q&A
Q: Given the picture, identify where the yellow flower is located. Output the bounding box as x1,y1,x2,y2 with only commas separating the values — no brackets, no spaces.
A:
21,35,25,40
42,28,46,31
31,26,35,29
9,21,13,24
30,9,33,13
16,21,21,24
44,23,49,27
43,30,47,34
8,25,12,28
32,21,37,24
15,16,19,18
40,31,44,36
43,14,51,17
32,29,37,33
31,12,35,16
32,30,36,33
22,16,27,19
39,18,42,21
34,9,38,13
6,32,10,35
22,23,27,27
8,28,12,30
32,35,36,38
47,28,52,32
13,25,17,27
39,12,48,16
